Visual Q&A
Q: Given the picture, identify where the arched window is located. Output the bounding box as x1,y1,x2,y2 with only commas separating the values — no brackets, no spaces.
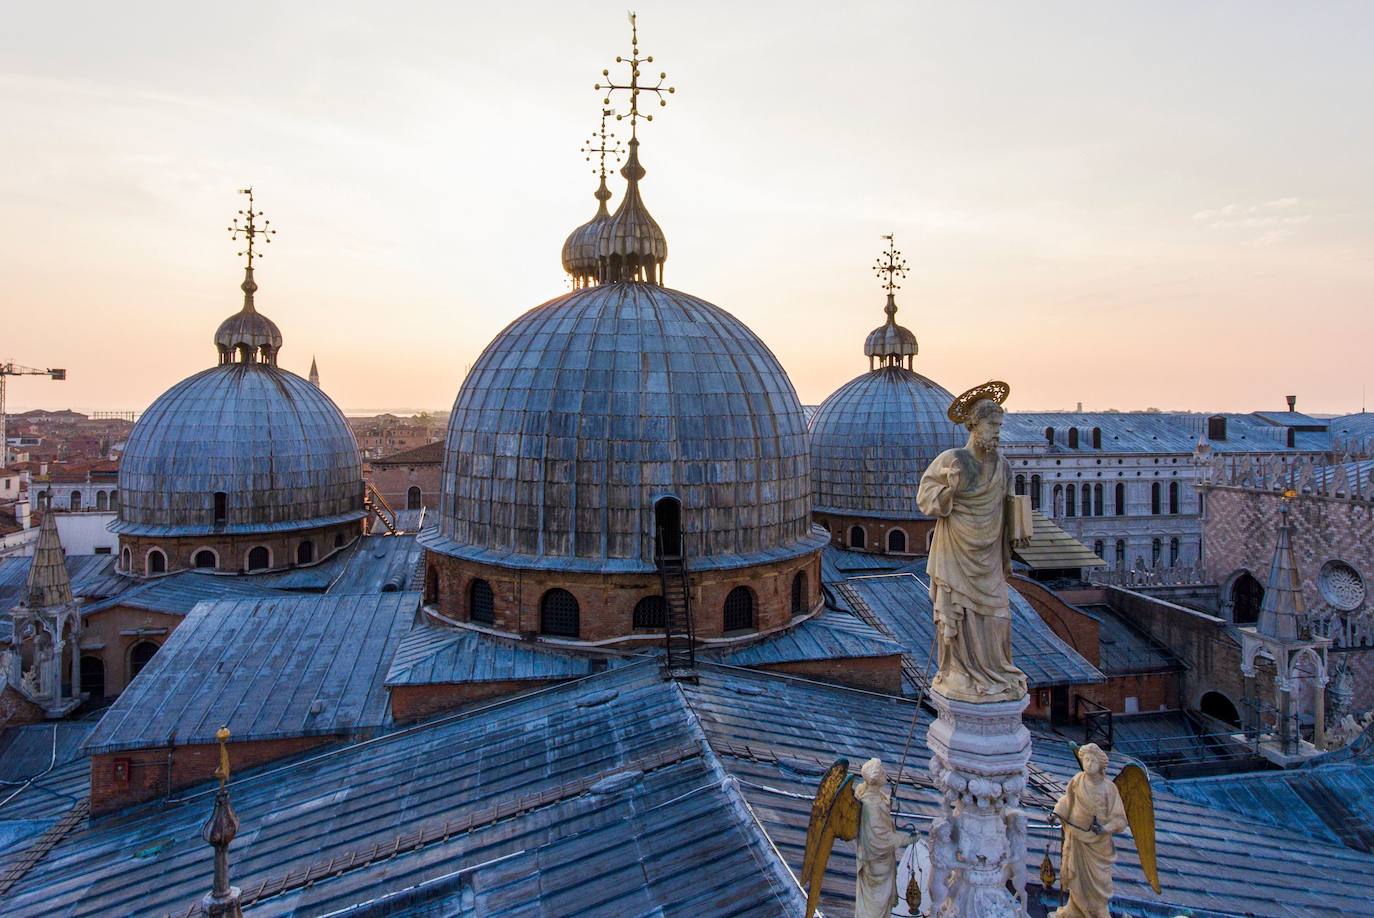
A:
1231,572,1265,625
469,579,495,624
723,587,755,632
297,541,314,565
887,529,907,554
633,595,667,629
1052,485,1063,517
1068,428,1079,449
1014,474,1026,496
1169,537,1180,566
213,492,227,523
121,546,131,571
406,486,422,511
1044,427,1054,445
424,565,440,604
539,589,579,637
70,491,81,511
1065,484,1076,517
848,525,866,550
1091,427,1102,449
1114,482,1126,516
1030,475,1041,510
791,571,808,616
1093,540,1105,559
96,491,109,511
129,641,159,679
1151,538,1162,566
1093,483,1104,516
193,549,216,569
1150,482,1161,515
147,549,166,575
80,655,105,698
110,489,118,509
1168,481,1180,515
1115,540,1126,568
1080,485,1091,517
247,546,270,571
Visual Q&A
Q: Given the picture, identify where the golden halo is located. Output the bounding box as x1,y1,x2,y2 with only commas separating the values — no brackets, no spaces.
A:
948,380,1011,424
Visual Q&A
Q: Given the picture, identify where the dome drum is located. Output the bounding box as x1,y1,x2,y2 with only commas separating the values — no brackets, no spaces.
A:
117,521,359,577
422,548,820,644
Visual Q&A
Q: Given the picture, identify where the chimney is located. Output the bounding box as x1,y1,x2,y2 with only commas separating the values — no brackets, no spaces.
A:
1285,394,1296,412
16,496,30,530
1207,415,1227,442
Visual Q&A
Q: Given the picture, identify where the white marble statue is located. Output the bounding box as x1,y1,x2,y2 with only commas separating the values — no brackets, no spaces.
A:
1052,744,1128,918
917,394,1029,703
853,758,913,918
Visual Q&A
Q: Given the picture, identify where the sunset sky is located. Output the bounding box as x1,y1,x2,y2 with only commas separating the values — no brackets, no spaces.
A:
3,2,1371,416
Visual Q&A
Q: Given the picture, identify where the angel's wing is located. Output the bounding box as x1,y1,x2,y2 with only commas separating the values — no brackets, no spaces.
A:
801,759,861,917
1114,762,1160,894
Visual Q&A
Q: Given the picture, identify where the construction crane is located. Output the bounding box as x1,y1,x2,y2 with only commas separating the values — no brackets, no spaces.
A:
0,362,66,467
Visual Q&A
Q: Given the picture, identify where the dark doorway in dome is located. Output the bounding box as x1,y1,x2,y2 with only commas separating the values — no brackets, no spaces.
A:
654,497,682,558
213,492,227,523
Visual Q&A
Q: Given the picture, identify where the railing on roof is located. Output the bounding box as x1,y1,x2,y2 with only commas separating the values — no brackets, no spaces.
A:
1087,563,1204,588
1203,452,1374,502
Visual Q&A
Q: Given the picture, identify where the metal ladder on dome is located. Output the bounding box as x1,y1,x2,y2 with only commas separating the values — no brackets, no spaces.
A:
656,526,696,682
364,482,399,536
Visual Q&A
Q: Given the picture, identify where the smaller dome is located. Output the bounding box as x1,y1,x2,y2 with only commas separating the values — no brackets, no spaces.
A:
598,139,667,284
864,294,918,366
215,267,282,366
562,176,613,288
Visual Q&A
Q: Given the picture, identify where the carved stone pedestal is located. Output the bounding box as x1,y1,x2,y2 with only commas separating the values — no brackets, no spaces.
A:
925,690,1031,917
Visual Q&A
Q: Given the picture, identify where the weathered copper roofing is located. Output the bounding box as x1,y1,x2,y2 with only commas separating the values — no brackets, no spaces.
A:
809,366,963,519
114,364,364,537
427,282,823,573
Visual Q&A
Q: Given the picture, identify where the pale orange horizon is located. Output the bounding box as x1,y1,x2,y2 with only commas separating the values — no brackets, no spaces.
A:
4,3,1370,418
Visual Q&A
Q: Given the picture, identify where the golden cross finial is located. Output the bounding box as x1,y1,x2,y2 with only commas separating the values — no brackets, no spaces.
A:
227,187,275,269
873,234,908,296
581,108,623,179
214,726,231,788
595,11,675,140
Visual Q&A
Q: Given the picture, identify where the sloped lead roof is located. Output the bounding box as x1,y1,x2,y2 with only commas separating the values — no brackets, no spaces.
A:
428,281,823,573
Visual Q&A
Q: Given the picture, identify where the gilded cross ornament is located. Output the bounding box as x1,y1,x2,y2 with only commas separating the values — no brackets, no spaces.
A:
227,187,274,268
873,234,908,296
581,108,623,178
595,11,675,138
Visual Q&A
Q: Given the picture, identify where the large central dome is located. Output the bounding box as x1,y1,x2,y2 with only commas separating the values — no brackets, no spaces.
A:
425,283,821,572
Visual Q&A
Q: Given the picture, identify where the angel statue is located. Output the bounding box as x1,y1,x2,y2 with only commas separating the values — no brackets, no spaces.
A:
1051,743,1160,918
801,758,915,918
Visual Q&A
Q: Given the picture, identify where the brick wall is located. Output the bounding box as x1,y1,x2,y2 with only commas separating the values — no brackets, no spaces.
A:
812,512,935,556
117,520,361,576
369,461,442,511
389,679,565,722
90,735,335,815
756,654,903,696
425,549,821,643
1011,577,1101,667
78,607,183,699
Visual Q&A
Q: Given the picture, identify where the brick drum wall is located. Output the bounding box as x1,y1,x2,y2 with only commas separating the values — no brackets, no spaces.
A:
118,520,362,576
424,549,821,643
90,735,335,815
812,512,935,556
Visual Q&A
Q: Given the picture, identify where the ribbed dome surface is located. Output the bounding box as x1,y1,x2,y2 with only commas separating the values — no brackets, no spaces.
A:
423,282,824,572
864,320,918,360
810,366,964,518
215,309,282,356
114,364,364,536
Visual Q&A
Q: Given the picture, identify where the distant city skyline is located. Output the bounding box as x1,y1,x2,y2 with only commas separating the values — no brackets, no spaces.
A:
4,2,1371,415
